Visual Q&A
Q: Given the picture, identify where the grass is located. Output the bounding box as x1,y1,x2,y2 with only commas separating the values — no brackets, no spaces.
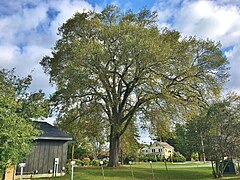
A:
34,162,240,180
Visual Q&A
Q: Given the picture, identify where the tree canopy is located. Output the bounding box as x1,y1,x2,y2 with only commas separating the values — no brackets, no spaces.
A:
184,93,240,177
41,6,229,167
0,69,49,171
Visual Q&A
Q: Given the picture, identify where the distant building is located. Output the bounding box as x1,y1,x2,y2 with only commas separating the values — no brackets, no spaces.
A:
15,121,73,179
141,141,174,159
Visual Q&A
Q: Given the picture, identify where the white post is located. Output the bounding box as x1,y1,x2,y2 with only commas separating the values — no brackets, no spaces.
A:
18,163,26,180
20,167,23,180
150,161,155,180
129,161,134,180
70,161,75,180
100,161,105,179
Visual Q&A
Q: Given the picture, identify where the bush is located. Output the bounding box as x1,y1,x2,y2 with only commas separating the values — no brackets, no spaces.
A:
172,152,186,162
75,159,83,166
65,162,71,174
90,159,100,166
138,155,149,162
191,152,199,161
82,158,91,166
157,156,163,162
103,160,108,166
147,156,157,162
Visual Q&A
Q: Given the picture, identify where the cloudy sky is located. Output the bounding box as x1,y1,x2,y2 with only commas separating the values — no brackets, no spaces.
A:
1,0,240,142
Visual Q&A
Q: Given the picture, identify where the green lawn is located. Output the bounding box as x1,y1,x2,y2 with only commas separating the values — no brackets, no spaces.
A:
35,162,240,180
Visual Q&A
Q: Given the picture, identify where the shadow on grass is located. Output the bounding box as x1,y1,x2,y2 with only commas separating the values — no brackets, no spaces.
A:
36,166,240,180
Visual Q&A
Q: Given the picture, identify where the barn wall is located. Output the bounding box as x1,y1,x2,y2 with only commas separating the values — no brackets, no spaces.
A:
16,140,68,175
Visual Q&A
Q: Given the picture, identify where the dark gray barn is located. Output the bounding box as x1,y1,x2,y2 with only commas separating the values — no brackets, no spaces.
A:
16,121,73,177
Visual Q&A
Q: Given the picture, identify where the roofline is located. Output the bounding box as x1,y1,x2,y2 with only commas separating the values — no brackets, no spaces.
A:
152,142,174,149
37,137,73,141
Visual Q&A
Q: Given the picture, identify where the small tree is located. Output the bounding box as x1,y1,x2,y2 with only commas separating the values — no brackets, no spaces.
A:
205,94,240,177
174,124,189,159
0,69,49,176
187,93,240,178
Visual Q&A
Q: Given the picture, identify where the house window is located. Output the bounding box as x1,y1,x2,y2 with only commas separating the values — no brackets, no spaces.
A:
152,149,155,153
159,149,162,152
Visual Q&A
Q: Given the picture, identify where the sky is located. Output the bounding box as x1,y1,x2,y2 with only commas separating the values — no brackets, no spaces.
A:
1,0,240,143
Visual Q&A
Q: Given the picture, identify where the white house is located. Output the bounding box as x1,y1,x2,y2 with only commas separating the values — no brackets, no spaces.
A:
141,141,174,159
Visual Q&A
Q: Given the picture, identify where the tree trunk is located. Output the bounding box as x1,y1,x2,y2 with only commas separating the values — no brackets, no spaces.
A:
216,160,220,178
108,126,120,167
211,161,217,178
121,149,124,165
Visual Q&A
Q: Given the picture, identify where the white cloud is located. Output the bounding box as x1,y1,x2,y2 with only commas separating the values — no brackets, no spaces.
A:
173,1,240,47
0,0,94,97
153,0,240,95
224,44,240,93
152,0,182,28
1,0,240,126
0,45,20,66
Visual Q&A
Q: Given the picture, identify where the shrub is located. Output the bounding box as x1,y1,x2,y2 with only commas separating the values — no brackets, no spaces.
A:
82,158,91,166
147,156,157,162
138,155,149,162
103,160,108,166
191,152,199,161
90,159,100,166
74,159,82,166
65,162,71,174
172,152,186,162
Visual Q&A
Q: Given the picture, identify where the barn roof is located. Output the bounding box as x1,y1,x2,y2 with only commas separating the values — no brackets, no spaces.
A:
34,121,73,141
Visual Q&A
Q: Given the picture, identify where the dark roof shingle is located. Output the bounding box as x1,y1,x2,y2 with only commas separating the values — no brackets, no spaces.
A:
34,121,73,141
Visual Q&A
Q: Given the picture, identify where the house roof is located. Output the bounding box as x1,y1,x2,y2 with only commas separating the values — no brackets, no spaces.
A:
34,121,73,141
154,141,174,149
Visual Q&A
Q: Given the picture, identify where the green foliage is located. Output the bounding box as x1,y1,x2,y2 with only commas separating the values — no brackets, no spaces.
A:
173,124,189,158
90,159,100,166
138,155,149,162
147,108,175,141
67,143,88,159
146,156,157,162
74,159,82,166
0,69,49,169
73,159,101,167
120,120,140,164
172,152,186,162
186,93,240,178
191,152,199,161
41,5,229,167
82,158,91,166
65,162,71,174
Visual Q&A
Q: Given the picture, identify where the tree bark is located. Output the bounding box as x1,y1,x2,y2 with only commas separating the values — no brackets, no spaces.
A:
211,161,217,178
108,126,120,167
216,160,220,178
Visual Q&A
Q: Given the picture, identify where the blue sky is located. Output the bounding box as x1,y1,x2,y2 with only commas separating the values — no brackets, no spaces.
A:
0,0,240,142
